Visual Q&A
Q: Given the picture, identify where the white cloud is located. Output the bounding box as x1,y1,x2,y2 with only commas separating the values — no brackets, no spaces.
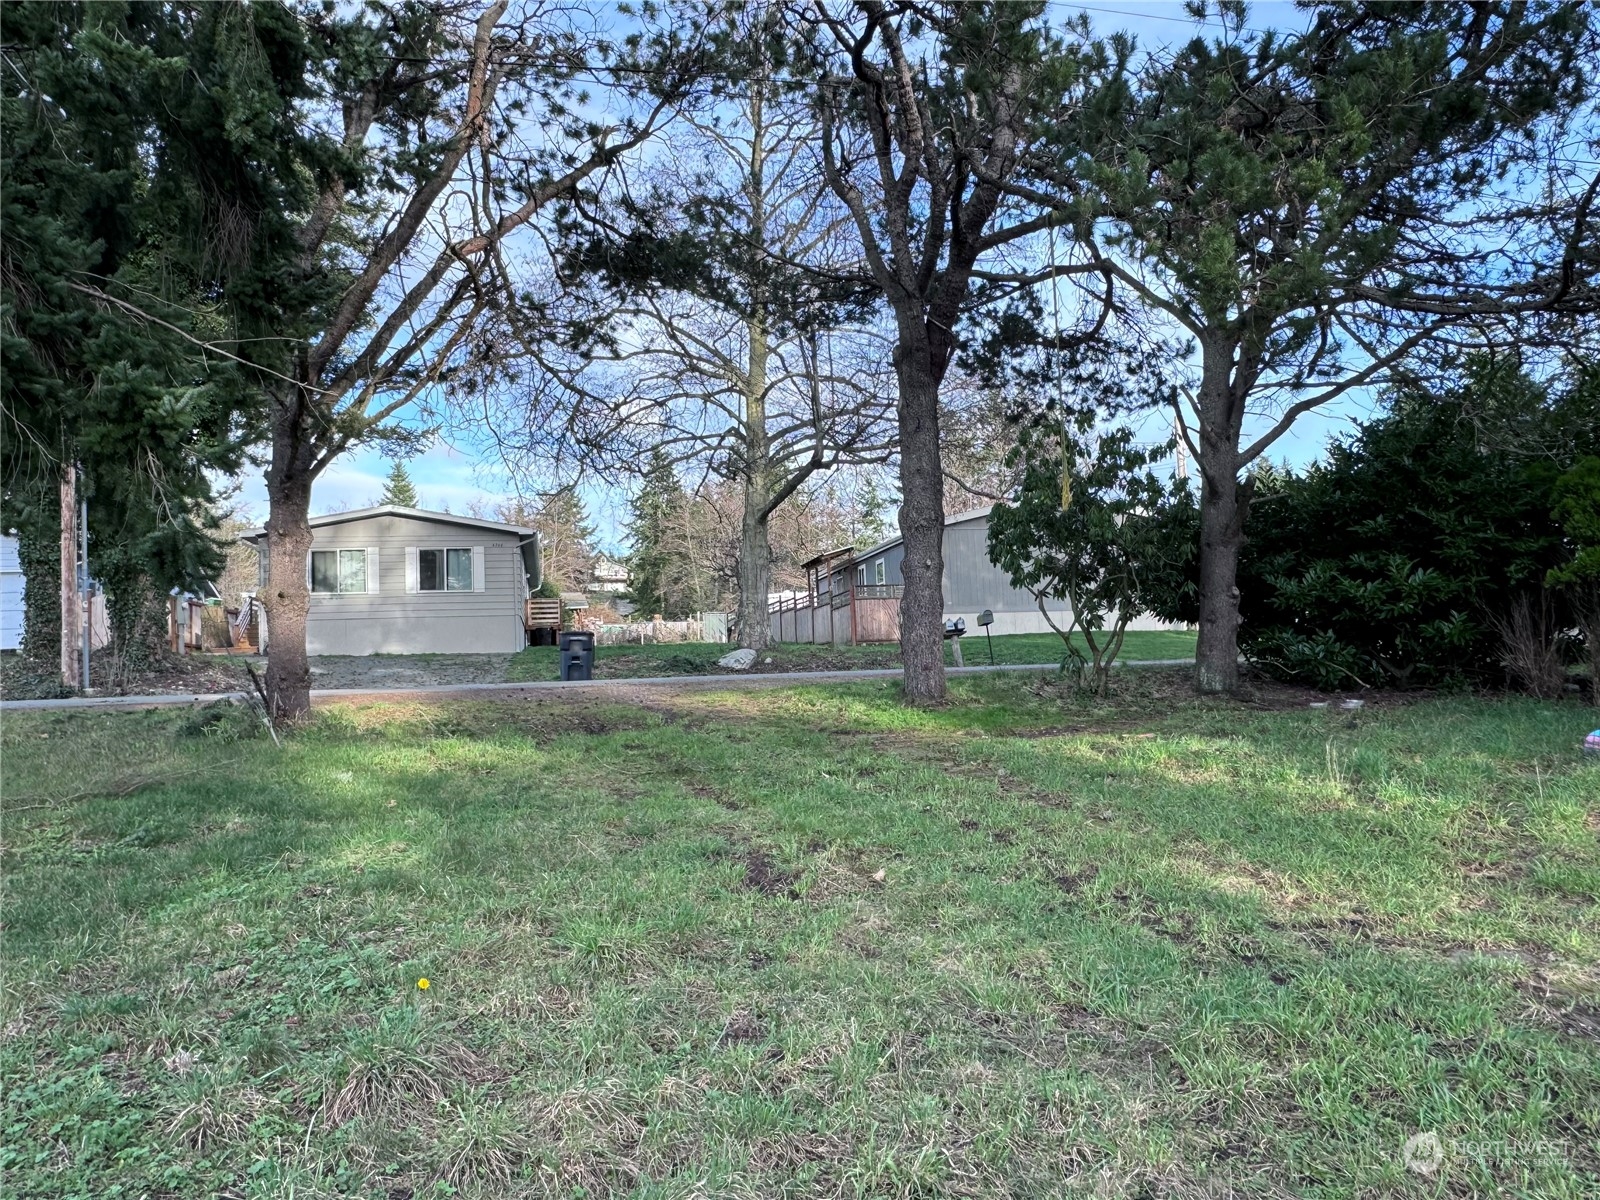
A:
220,440,518,524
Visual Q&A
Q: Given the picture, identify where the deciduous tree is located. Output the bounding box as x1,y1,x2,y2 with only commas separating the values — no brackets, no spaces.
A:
253,1,700,717
498,489,598,592
493,2,894,650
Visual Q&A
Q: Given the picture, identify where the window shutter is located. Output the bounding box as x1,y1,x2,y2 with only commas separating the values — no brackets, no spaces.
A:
405,547,418,593
472,546,486,592
366,548,380,594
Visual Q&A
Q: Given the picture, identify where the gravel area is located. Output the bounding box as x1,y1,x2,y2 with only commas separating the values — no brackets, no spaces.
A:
306,653,517,689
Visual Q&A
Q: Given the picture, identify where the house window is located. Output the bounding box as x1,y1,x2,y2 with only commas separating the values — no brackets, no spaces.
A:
874,559,886,585
418,548,474,592
311,549,368,594
856,565,866,585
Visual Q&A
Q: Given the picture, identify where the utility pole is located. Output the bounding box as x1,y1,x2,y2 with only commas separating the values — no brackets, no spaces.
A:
60,465,82,690
80,492,91,689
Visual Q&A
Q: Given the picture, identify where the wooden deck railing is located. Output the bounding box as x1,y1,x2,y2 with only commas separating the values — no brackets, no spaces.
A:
525,597,562,629
853,584,903,601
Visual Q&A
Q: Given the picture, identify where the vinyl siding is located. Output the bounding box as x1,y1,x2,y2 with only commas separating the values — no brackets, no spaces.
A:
299,514,528,655
837,514,1074,631
821,511,1178,638
941,517,1042,612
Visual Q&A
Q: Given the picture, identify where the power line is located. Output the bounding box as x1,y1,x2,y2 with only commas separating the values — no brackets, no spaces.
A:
1049,1,1286,39
1062,3,1226,28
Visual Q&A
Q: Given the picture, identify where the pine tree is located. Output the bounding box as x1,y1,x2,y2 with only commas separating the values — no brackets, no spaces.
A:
535,491,597,592
625,450,689,619
380,462,420,508
1060,4,1598,692
0,1,314,679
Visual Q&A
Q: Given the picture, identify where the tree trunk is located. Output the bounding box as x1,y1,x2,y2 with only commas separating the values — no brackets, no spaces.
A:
1193,337,1250,694
262,398,318,719
1195,471,1249,693
893,332,947,704
736,496,772,650
735,306,773,650
60,466,82,690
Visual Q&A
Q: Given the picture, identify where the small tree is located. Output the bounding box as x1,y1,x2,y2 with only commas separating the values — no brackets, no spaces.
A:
990,424,1194,696
498,489,597,592
625,449,692,619
379,462,420,508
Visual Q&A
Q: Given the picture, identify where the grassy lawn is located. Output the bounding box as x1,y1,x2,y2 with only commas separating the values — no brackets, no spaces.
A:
2,674,1596,1198
506,628,1198,682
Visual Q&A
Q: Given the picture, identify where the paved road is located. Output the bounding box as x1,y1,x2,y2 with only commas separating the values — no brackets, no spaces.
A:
0,659,1195,713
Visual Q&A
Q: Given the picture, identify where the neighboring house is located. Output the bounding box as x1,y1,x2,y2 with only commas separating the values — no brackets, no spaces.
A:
240,505,541,655
588,555,630,595
769,506,1179,644
0,535,22,651
1,532,111,653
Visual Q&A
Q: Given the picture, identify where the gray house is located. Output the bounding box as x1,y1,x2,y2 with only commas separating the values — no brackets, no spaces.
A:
242,505,540,655
769,505,1177,644
838,506,1064,636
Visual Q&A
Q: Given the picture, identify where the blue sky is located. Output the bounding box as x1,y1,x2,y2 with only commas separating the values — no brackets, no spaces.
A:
226,1,1374,546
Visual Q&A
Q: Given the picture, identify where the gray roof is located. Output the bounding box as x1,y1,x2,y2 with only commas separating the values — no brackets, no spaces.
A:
239,504,534,542
845,505,994,566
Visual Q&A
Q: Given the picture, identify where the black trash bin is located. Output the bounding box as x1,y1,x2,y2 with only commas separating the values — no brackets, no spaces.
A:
558,630,596,681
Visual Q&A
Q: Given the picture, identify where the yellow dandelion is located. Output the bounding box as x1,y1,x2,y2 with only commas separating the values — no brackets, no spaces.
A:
417,977,430,991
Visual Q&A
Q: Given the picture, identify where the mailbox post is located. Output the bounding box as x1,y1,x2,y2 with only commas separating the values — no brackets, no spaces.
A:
977,609,994,664
943,617,967,667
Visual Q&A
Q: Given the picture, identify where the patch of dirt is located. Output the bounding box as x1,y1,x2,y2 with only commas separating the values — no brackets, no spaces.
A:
1,649,250,700
1054,864,1100,895
308,653,516,689
716,1008,768,1046
1513,964,1600,1042
741,848,799,899
1229,673,1436,712
750,647,901,673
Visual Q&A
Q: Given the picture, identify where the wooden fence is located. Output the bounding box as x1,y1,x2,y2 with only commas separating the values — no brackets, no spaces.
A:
768,584,901,645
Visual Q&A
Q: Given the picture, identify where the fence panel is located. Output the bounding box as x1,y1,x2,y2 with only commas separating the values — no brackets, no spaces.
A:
854,597,901,643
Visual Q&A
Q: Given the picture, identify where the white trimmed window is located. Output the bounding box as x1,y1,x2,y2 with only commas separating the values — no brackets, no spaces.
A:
310,548,378,594
411,547,483,592
874,559,886,585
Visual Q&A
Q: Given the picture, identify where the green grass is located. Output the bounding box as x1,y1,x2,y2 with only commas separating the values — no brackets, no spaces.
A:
506,628,1198,682
2,674,1597,1198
